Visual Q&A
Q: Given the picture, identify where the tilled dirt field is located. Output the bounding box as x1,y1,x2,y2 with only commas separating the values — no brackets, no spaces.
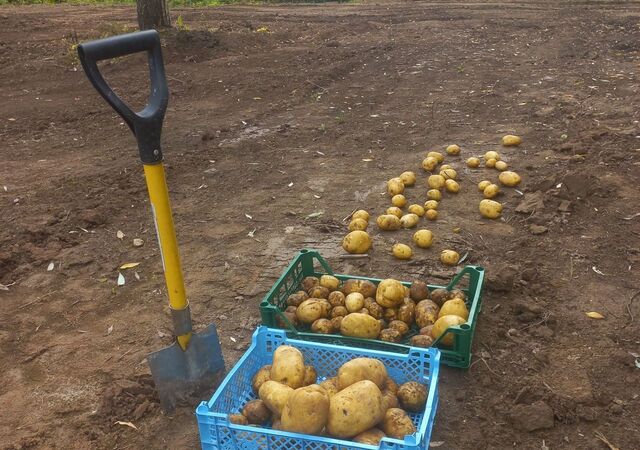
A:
1,1,640,449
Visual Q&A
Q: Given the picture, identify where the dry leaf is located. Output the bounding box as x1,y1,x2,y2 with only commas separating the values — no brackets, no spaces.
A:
586,311,605,319
106,325,114,335
0,283,9,291
134,272,140,281
114,421,138,430
245,213,253,220
119,262,140,270
117,272,125,286
116,230,125,240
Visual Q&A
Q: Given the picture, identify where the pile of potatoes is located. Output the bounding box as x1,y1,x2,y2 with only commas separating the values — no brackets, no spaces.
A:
276,274,470,349
230,350,430,445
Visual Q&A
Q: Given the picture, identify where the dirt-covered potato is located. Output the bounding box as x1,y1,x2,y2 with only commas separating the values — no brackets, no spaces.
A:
302,276,320,292
439,298,469,320
410,281,430,301
384,378,399,394
479,199,502,219
410,334,434,348
391,194,407,208
259,380,294,417
330,306,348,318
494,160,508,171
386,206,403,219
445,179,460,193
396,304,415,326
285,306,297,314
412,229,433,249
281,385,330,435
427,174,446,189
498,170,522,187
400,171,416,186
389,320,410,336
318,299,332,317
419,325,434,336
382,387,400,410
397,381,428,412
342,230,372,254
252,365,272,394
387,178,405,196
405,204,423,217
425,209,438,221
367,301,384,319
271,345,305,389
338,357,387,390
328,291,346,307
229,413,249,425
427,189,442,201
363,296,375,309
382,408,416,439
421,156,439,172
427,151,444,163
348,218,368,232
308,285,330,299
311,318,335,334
296,299,327,324
242,399,271,425
343,279,377,298
352,210,370,222
415,299,440,328
485,158,497,168
376,214,402,231
432,315,466,346
392,243,412,260
287,291,308,307
440,168,458,180
376,279,405,308
345,292,365,313
440,249,460,266
483,183,500,199
446,144,460,155
467,157,480,168
383,307,398,322
484,150,500,161
379,328,402,343
353,428,386,445
319,377,340,398
276,311,299,329
502,134,521,146
330,316,344,332
478,180,491,192
448,289,466,301
404,297,416,308
400,213,419,229
303,366,318,386
429,288,449,307
340,313,382,339
327,380,385,438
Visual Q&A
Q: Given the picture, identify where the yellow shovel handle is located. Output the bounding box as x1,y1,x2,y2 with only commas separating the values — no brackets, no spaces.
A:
143,163,191,350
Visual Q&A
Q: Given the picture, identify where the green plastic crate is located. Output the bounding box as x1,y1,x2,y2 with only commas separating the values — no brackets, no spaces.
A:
259,249,485,369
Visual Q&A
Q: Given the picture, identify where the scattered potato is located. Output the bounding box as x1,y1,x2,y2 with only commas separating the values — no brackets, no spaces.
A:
427,151,444,163
439,298,469,320
440,168,457,180
426,189,442,201
479,199,502,219
387,178,405,196
340,313,382,339
445,179,460,193
502,134,522,146
393,243,412,260
397,381,428,412
352,210,370,222
425,209,438,221
432,315,466,346
484,150,500,161
466,157,480,168
252,365,272,394
311,318,334,334
400,213,419,229
259,381,295,417
423,200,438,211
440,164,453,171
242,399,272,425
342,230,372,254
328,291,346,307
440,249,460,266
343,279,377,298
413,229,434,248
498,170,522,187
485,158,497,168
229,414,249,425
409,334,434,348
415,299,440,328
478,180,491,192
348,218,368,231
391,194,407,208
408,204,425,217
400,171,416,186
494,160,508,171
427,174,446,189
421,156,439,172
346,292,365,313
281,385,330,435
377,214,401,231
386,206,403,218
320,275,340,290
376,279,405,308
379,328,402,342
445,144,460,155
483,183,500,199
353,428,386,445
382,408,416,439
327,380,384,438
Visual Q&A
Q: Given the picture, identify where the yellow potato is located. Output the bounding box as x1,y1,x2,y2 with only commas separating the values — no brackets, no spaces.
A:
327,380,384,438
427,174,446,189
375,279,405,308
425,209,438,221
342,230,372,254
440,164,453,171
445,179,460,193
397,381,428,413
485,158,497,168
400,213,419,229
381,408,416,439
319,377,340,398
311,318,334,334
352,210,370,222
391,194,407,208
386,207,403,218
400,171,416,186
407,204,425,217
424,200,438,210
426,189,442,201
478,180,491,192
483,184,500,199
340,313,382,339
345,292,365,313
502,134,522,146
343,279,377,298
271,345,305,389
466,157,480,168
392,243,412,260
479,199,502,219
440,249,459,266
281,385,330,434
348,218,368,232
303,366,318,386
413,229,434,248
421,156,438,172
498,171,522,187
229,414,248,425
440,168,457,180
259,380,295,417
446,144,460,155
377,214,401,231
319,275,340,290
415,299,440,328
353,428,386,445
252,365,272,394
387,178,405,196
484,150,500,161
439,298,469,320
337,357,387,390
494,160,508,171
296,299,328,324
426,151,444,163
432,314,466,346
242,399,272,425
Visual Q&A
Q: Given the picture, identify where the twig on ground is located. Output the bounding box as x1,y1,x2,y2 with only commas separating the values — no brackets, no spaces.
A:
18,291,58,310
594,431,619,450
341,209,357,222
622,290,639,328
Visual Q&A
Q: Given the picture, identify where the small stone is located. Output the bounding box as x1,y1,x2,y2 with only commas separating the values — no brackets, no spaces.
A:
516,191,545,214
576,405,598,422
558,200,571,212
509,401,554,431
507,328,519,336
532,325,554,339
609,403,623,415
133,238,144,247
529,224,548,235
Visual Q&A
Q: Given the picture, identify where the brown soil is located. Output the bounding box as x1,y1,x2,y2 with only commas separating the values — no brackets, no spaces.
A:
1,2,640,449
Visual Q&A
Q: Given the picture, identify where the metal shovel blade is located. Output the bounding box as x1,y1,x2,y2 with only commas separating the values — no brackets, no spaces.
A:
148,323,225,413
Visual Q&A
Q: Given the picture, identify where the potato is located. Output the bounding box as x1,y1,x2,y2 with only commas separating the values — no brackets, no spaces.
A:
446,144,460,155
308,285,330,299
381,387,400,410
340,313,382,339
342,230,372,254
345,292,365,313
252,365,272,394
427,174,446,189
338,357,387,390
439,298,469,320
419,325,434,336
377,214,401,231
440,168,457,180
478,180,491,192
352,210,370,222
397,381,428,412
311,318,334,334
330,316,343,331
391,194,407,208
448,289,467,301
412,229,434,249
403,285,411,298
485,158,497,168
498,170,522,187
426,151,444,163
432,315,466,346
276,311,299,329
466,157,480,168
484,150,500,161
440,249,459,266
229,414,249,425
379,328,402,343
359,307,370,315
327,380,385,438
343,279,377,298
415,299,440,328
479,199,502,219
296,299,327,324
387,178,405,196
271,345,305,389
303,366,318,386
367,301,383,319
445,179,460,193
383,307,398,322
404,297,416,307
424,200,439,210
319,377,340,397
410,281,430,301
382,408,416,439
429,288,449,307
410,334,434,348
376,279,405,308
353,428,386,445
285,305,296,313
425,209,438,221
302,276,320,292
348,218,368,231
396,303,415,325
389,320,410,336
407,204,425,217
287,291,308,307
328,291,346,307
440,164,453,171
421,156,438,172
400,171,416,186
318,299,332,316
494,160,508,171
272,419,283,430
426,189,442,201
330,305,348,318
386,206,403,218
242,399,271,425
259,381,295,417
483,183,500,199
400,213,419,229
281,385,330,435
502,134,521,146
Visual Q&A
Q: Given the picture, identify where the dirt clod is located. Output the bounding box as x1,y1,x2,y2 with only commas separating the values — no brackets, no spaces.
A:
509,401,555,432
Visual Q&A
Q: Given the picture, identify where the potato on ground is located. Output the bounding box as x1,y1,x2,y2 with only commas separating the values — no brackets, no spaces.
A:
348,218,368,231
466,157,480,168
484,150,500,161
502,134,522,146
242,399,271,425
440,168,457,180
483,183,500,199
439,298,469,320
270,345,305,389
413,229,434,249
259,381,295,417
353,428,386,445
337,357,388,390
252,364,272,394
445,179,460,193
425,209,438,221
432,315,466,346
498,170,522,187
392,243,412,260
427,189,442,201
427,174,446,189
340,313,382,339
352,210,370,222
376,279,405,308
342,230,372,254
381,408,417,439
327,380,385,438
479,199,502,219
408,204,425,217
440,249,460,266
400,171,416,186
281,385,330,435
485,158,497,168
478,180,491,192
397,381,428,412
415,299,440,328
343,279,377,298
494,160,508,171
391,194,407,208
422,156,439,172
427,151,444,162
377,214,401,231
400,213,419,228
387,178,405,196
446,144,460,155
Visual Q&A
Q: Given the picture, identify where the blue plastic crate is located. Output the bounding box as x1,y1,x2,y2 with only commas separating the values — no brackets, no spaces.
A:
196,326,440,450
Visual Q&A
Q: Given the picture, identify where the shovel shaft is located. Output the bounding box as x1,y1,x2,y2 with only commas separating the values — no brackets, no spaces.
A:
143,163,192,351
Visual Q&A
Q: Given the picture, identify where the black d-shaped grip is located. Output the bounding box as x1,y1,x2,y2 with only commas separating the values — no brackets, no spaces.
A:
78,30,169,164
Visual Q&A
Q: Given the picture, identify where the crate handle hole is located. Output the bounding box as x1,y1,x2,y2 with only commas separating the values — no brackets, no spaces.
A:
460,324,471,330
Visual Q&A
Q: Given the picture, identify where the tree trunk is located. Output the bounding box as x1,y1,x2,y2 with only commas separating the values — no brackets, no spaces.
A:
136,0,171,30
